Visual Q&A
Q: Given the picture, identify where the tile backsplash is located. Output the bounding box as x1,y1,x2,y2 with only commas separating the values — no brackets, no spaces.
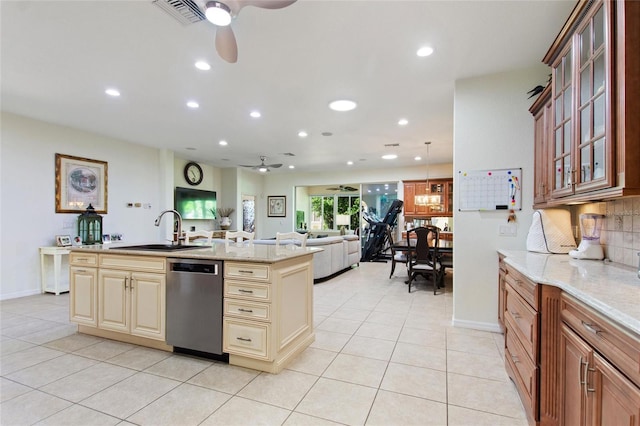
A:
572,196,640,267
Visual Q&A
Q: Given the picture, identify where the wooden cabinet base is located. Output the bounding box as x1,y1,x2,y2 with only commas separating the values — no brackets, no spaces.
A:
229,332,315,374
78,325,173,352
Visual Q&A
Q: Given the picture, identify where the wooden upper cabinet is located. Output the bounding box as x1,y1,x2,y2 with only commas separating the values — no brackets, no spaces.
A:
403,179,453,217
536,0,640,205
531,85,553,206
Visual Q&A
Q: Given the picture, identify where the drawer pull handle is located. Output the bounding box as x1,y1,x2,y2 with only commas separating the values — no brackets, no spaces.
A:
77,257,89,261
510,310,521,319
581,321,601,335
236,337,252,342
238,308,254,313
511,354,519,364
238,270,254,274
238,289,254,294
76,269,87,273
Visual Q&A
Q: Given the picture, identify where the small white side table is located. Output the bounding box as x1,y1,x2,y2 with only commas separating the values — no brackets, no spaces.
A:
39,246,71,295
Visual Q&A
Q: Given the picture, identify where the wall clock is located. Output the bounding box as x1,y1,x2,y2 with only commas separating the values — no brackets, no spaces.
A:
184,161,203,186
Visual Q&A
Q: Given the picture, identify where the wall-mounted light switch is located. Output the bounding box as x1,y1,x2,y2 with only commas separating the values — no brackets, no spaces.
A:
499,224,517,237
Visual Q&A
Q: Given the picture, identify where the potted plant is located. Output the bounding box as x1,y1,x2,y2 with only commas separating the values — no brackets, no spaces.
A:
213,207,235,230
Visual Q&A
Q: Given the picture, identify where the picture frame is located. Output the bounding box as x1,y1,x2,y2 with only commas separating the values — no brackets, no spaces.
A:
267,195,286,217
56,235,71,247
55,153,108,213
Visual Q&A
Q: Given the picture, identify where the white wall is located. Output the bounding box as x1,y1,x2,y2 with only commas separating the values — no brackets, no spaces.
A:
0,112,167,299
452,66,546,331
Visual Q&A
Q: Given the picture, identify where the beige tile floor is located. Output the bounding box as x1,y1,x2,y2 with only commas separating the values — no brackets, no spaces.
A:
0,262,527,425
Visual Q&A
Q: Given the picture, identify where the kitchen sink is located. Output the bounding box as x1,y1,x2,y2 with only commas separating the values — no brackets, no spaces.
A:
112,244,206,252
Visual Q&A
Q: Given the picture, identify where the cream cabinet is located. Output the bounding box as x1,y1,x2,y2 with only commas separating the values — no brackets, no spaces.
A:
97,255,166,341
223,255,315,373
69,252,98,326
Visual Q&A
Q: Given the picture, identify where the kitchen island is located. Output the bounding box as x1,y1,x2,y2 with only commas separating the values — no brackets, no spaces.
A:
69,242,320,373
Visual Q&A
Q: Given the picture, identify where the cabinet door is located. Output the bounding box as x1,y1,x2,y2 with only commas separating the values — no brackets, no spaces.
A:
574,0,613,193
591,352,640,426
560,324,592,426
551,44,575,198
533,94,552,205
98,269,129,333
403,182,415,215
447,180,453,213
130,272,166,340
70,266,97,326
414,182,428,214
427,180,447,214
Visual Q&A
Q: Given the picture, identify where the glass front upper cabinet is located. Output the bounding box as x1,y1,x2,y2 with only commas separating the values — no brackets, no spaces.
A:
551,45,573,197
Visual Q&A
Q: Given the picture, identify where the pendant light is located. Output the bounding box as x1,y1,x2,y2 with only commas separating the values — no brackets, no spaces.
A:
414,141,441,207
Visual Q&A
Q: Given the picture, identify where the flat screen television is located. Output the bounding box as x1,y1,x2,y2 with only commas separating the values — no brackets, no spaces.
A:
174,187,217,220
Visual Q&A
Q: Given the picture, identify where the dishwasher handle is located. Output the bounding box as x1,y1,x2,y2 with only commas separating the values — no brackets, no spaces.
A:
169,261,219,275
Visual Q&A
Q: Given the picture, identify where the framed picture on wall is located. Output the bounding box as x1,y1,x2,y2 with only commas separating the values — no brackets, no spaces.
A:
267,195,286,217
55,153,108,213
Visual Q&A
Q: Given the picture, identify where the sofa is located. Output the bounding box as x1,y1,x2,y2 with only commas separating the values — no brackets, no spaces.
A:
218,234,360,282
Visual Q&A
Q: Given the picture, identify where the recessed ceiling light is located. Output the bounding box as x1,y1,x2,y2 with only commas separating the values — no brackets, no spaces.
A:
329,100,357,112
382,154,398,160
195,61,211,71
414,156,422,161
376,188,380,191
250,111,261,118
347,161,354,165
105,88,120,97
417,46,434,57
187,101,199,109
288,165,295,169
298,131,308,138
398,118,409,126
219,140,228,146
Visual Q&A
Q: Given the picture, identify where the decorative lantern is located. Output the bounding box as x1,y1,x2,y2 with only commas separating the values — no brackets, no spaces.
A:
77,204,102,245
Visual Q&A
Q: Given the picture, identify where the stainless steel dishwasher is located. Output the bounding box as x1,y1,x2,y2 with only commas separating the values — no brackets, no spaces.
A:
167,258,224,356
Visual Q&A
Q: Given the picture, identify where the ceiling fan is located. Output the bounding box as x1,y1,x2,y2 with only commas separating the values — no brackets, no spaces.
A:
240,156,283,172
201,0,297,63
327,185,359,192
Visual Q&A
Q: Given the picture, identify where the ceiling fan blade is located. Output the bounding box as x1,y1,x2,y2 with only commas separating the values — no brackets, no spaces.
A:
266,163,283,168
232,0,297,13
215,25,238,63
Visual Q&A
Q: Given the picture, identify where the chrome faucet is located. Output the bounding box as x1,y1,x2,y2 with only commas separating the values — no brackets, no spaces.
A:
155,209,184,245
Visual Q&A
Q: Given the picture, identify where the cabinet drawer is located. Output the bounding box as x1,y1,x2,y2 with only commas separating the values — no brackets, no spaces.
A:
505,265,538,308
70,252,98,266
225,262,270,282
223,318,269,360
224,300,270,321
505,283,538,358
561,293,640,387
505,323,538,420
99,255,165,273
225,281,270,302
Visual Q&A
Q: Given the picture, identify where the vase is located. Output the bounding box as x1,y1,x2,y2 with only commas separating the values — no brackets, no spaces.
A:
220,217,231,230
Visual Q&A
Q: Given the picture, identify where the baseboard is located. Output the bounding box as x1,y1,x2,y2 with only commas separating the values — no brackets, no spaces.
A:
451,318,503,334
0,288,41,301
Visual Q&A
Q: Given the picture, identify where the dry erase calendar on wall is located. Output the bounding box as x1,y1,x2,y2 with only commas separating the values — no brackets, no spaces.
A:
457,168,522,211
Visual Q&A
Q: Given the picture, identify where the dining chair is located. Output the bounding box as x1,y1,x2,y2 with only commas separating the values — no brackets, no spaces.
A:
225,230,255,248
386,226,408,278
184,230,213,244
406,225,442,294
276,231,308,248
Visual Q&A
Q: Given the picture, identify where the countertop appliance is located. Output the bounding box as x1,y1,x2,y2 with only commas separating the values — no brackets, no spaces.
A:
167,258,224,356
569,213,605,260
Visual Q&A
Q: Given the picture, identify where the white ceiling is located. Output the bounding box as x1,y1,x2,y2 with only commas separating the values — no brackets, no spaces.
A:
1,0,576,173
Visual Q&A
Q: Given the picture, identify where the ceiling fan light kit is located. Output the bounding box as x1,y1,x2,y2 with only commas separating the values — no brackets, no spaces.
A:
205,1,232,26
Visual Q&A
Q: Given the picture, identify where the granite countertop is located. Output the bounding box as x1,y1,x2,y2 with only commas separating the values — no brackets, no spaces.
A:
498,249,640,335
72,242,322,264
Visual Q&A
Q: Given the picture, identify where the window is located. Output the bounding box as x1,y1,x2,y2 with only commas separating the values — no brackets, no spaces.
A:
310,195,360,231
